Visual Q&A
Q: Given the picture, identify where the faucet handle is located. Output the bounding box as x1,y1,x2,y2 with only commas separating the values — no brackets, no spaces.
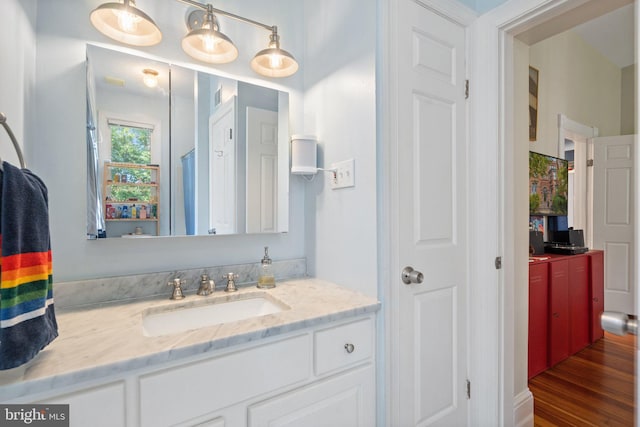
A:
168,278,185,300
223,272,239,292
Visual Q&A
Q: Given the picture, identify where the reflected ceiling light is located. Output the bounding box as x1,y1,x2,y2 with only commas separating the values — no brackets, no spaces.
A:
90,0,162,46
89,0,299,78
181,7,238,64
251,28,298,78
142,68,159,87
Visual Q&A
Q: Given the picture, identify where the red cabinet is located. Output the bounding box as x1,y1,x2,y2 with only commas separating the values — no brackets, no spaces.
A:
528,263,549,378
568,256,590,354
588,251,605,341
549,260,569,366
528,250,604,378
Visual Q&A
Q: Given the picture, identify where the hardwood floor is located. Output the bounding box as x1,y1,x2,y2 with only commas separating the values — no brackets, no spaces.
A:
529,332,636,426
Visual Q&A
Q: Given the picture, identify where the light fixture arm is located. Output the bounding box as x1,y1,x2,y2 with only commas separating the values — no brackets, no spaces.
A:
176,0,276,33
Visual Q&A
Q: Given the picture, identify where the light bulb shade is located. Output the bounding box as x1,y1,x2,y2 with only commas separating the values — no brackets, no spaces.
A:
251,47,298,78
181,28,238,64
90,1,162,46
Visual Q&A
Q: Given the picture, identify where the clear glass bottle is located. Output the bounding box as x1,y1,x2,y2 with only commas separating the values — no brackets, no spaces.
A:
257,246,276,288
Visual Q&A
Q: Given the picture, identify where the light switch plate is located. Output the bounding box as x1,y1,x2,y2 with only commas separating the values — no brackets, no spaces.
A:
330,159,355,189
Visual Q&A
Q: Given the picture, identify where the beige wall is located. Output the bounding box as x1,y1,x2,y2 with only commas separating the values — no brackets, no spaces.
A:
529,30,622,157
621,64,637,134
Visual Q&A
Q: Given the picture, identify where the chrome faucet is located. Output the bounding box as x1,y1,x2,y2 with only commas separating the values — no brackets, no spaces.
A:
197,274,215,296
168,278,185,300
223,272,238,292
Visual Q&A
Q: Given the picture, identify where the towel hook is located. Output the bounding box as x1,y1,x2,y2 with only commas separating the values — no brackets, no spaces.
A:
0,112,27,170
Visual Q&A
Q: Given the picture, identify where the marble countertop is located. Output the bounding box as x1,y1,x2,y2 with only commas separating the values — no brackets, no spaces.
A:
0,278,379,401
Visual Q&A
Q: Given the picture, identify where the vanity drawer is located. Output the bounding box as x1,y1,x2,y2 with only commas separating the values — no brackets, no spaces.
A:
314,317,374,376
139,334,310,427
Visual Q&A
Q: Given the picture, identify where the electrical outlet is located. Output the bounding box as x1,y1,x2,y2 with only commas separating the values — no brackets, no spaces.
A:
330,159,355,189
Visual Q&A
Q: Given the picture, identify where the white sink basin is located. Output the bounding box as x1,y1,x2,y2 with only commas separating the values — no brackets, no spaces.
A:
142,294,289,337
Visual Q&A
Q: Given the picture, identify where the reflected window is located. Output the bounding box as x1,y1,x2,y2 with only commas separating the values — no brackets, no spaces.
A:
110,123,152,165
108,122,154,202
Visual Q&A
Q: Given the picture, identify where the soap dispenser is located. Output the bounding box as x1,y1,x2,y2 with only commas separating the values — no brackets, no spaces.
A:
257,246,276,289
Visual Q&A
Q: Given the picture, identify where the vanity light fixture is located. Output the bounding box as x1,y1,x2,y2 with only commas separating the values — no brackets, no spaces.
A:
142,68,159,88
181,6,238,64
89,0,299,78
251,27,299,78
90,0,162,46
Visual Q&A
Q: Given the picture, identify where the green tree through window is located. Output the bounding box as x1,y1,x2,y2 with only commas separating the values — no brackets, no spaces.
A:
110,124,152,202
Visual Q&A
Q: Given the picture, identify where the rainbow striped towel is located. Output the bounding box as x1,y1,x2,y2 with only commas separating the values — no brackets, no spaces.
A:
0,161,57,370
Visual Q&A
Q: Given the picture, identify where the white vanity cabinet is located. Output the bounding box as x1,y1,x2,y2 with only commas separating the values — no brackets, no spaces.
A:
248,317,376,427
3,380,128,427
3,315,375,427
248,365,375,427
138,334,312,427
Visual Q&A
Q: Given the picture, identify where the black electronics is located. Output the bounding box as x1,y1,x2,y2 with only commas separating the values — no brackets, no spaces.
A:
544,228,588,255
529,230,545,256
544,243,589,255
547,216,568,233
548,228,585,247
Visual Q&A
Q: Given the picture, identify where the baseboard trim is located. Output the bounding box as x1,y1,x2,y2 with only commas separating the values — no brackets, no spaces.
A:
514,388,534,427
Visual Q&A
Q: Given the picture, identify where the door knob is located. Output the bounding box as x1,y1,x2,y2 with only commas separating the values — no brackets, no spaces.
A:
401,266,424,285
601,311,637,336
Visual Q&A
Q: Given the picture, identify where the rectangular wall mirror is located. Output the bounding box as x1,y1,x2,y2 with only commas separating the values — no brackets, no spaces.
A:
86,45,290,239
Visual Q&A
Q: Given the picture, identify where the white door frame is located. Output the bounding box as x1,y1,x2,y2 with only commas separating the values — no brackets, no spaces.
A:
558,114,599,248
558,113,599,158
470,0,636,425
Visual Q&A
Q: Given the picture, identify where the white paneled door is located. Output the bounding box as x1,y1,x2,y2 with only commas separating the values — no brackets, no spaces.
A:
209,98,236,235
390,0,469,425
592,135,635,315
246,107,278,234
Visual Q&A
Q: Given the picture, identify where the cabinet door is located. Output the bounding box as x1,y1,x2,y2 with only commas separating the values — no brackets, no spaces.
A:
568,256,590,354
139,335,310,427
549,260,569,366
37,382,126,427
528,263,549,378
248,365,375,427
589,251,605,341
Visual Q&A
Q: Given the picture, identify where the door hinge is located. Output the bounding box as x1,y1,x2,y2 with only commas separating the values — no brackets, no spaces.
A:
587,159,594,167
495,256,502,270
466,379,471,399
465,80,469,99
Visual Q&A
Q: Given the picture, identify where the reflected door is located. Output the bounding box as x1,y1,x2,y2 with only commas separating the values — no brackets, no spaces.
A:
209,98,236,235
246,107,278,233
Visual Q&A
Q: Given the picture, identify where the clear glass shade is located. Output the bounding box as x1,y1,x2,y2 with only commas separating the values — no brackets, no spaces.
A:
181,28,239,64
90,1,162,46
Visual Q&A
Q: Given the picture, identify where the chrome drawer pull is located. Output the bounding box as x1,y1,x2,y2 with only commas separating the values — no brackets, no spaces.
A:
344,343,355,354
